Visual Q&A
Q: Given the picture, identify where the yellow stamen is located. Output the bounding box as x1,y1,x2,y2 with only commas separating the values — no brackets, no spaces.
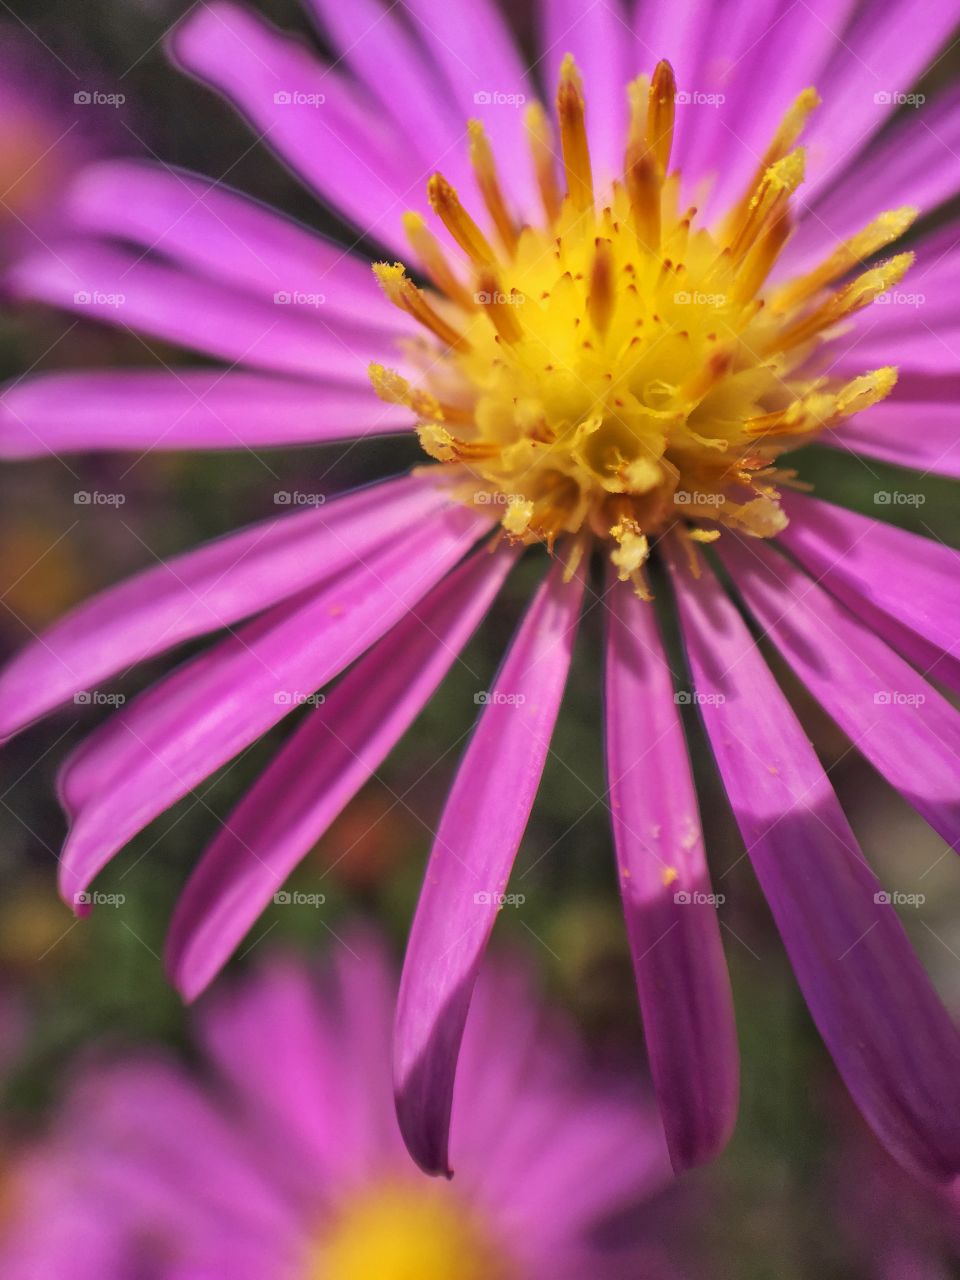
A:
524,101,563,224
428,174,497,267
372,262,471,350
646,60,677,175
625,147,661,252
588,238,616,335
764,252,913,353
476,269,524,344
557,55,594,213
726,149,805,266
402,212,477,311
468,120,520,256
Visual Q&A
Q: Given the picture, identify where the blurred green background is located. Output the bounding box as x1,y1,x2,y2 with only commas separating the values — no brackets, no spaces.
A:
0,2,959,1276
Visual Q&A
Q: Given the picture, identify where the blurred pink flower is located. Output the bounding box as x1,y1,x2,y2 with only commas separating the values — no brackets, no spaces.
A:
0,0,958,1184
0,934,681,1279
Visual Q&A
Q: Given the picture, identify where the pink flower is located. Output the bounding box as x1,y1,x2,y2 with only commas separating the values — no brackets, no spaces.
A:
1,0,959,1183
0,934,680,1279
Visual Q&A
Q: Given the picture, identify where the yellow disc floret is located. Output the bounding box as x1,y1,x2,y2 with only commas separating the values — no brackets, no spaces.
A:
370,57,913,594
309,1179,517,1280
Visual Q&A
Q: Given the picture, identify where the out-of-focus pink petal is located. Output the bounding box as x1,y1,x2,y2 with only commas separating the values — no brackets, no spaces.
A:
394,557,584,1176
779,494,960,695
720,537,960,851
166,541,518,1002
605,575,739,1171
824,397,960,479
0,368,409,456
67,161,402,324
666,541,960,1184
56,504,489,906
169,3,423,255
0,475,439,742
9,242,402,380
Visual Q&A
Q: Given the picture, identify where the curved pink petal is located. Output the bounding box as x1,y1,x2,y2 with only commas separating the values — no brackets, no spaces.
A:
68,161,401,325
166,541,518,1002
0,368,409,457
540,0,630,186
400,0,538,218
394,557,585,1176
9,242,401,381
605,574,739,1171
824,398,960,479
665,541,960,1184
779,494,960,695
0,475,439,742
831,325,960,375
169,3,421,256
720,537,960,852
56,503,489,905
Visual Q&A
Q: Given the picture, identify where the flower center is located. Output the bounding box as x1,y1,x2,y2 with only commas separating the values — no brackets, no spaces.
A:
309,1179,517,1280
370,57,912,594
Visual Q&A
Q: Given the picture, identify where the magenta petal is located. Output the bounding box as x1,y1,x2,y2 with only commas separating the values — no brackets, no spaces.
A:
721,537,960,852
166,542,518,1001
9,242,401,380
68,161,401,325
169,3,420,255
56,504,489,906
394,558,585,1176
779,494,960,695
666,542,960,1183
0,476,440,741
824,399,960,480
605,574,739,1171
0,369,410,456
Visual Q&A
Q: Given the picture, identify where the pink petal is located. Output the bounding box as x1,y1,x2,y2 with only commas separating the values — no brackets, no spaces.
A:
605,574,739,1170
56,503,489,904
394,557,585,1175
824,398,960,479
9,242,402,381
166,541,518,1002
720,537,960,852
0,368,410,456
666,540,960,1184
0,475,440,742
779,493,960,695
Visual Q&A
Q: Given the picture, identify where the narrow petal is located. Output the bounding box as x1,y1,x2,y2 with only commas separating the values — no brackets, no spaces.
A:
666,541,960,1183
68,161,402,325
166,542,518,1001
9,243,403,380
56,503,489,905
0,369,410,457
394,557,585,1176
169,3,421,255
779,494,960,695
0,475,441,741
824,398,960,480
541,0,629,185
605,574,739,1170
720,537,960,852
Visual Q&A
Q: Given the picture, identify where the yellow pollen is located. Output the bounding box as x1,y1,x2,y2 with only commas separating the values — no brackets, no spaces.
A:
311,1180,517,1280
369,57,910,593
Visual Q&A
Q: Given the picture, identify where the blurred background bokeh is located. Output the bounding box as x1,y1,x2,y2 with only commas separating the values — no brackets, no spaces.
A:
0,2,959,1276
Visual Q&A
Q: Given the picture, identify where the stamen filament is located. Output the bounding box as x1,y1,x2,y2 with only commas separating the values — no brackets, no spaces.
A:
402,212,477,311
428,174,497,267
373,262,471,350
525,101,563,224
557,55,594,213
468,120,520,255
